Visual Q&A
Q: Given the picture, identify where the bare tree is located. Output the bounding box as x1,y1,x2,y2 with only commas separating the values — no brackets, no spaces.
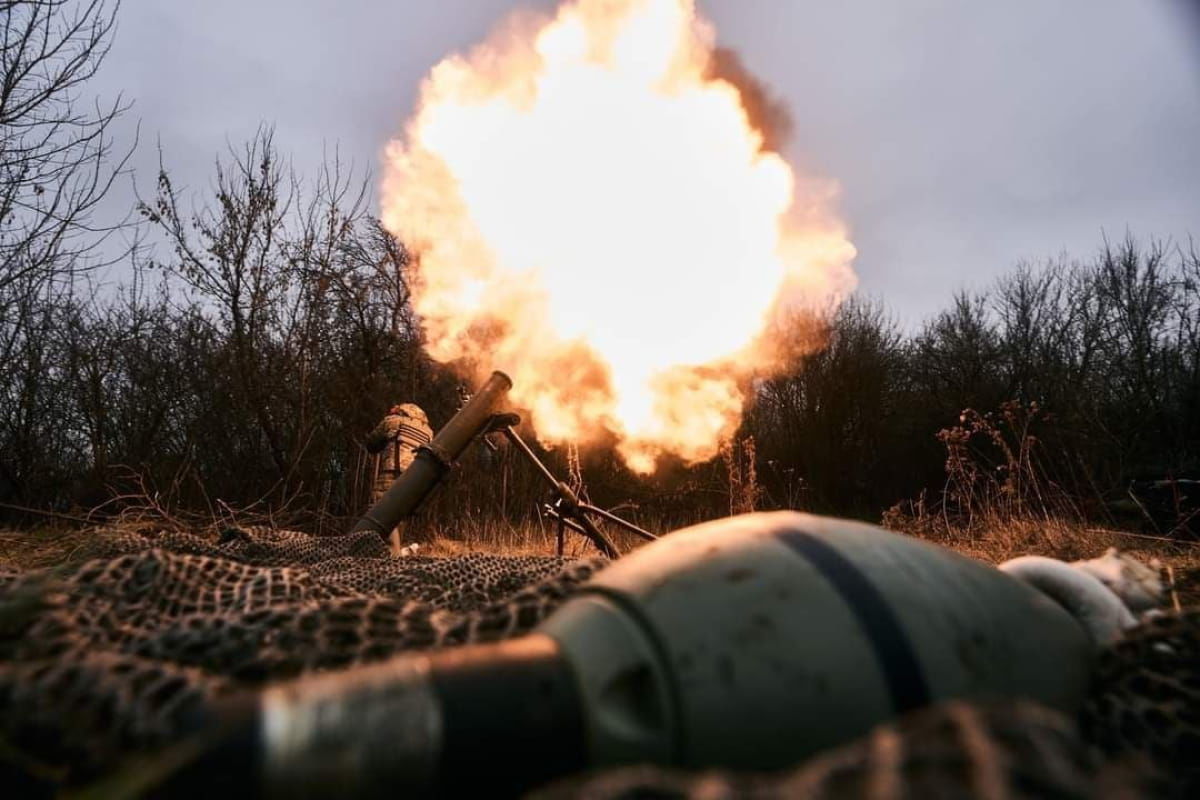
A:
0,0,131,511
137,129,436,511
0,0,130,300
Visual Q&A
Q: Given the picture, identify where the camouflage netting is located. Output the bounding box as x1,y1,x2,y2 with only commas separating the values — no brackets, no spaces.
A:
0,525,606,789
0,525,1196,798
533,700,1169,800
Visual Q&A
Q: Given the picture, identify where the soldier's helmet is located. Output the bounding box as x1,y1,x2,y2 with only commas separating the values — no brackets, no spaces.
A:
389,403,429,426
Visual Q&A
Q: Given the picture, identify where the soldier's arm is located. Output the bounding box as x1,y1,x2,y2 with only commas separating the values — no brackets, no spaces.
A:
364,417,400,453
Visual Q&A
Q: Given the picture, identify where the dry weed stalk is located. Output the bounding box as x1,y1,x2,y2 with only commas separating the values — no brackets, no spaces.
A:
82,461,341,542
884,401,1200,601
936,401,1078,524
885,400,1084,551
722,435,762,516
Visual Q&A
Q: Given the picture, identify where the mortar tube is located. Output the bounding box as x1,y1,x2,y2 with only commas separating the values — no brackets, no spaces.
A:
353,370,512,538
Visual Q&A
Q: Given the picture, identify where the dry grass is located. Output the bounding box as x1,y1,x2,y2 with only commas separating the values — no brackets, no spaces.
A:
7,510,1195,594
0,524,104,571
0,511,660,570
884,509,1200,608
878,401,1200,606
408,512,664,559
416,508,1200,608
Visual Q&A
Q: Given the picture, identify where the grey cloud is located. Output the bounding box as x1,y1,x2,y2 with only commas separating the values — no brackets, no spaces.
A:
89,1,1199,322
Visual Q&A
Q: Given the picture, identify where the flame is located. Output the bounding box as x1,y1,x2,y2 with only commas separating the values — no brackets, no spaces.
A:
381,0,856,472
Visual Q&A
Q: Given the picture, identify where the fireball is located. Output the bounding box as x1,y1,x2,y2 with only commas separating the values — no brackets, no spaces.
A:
381,0,856,472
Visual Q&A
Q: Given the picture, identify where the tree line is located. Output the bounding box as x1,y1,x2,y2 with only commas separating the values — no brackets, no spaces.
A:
746,242,1199,529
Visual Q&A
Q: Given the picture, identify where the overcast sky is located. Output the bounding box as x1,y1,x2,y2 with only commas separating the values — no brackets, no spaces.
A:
90,0,1200,325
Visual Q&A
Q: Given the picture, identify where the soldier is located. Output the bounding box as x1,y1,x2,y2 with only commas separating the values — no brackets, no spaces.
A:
364,402,433,554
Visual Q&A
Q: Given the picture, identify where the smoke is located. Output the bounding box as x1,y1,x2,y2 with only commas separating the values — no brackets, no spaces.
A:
706,46,794,155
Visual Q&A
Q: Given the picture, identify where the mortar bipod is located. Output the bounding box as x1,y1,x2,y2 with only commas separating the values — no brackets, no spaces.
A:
480,413,657,558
